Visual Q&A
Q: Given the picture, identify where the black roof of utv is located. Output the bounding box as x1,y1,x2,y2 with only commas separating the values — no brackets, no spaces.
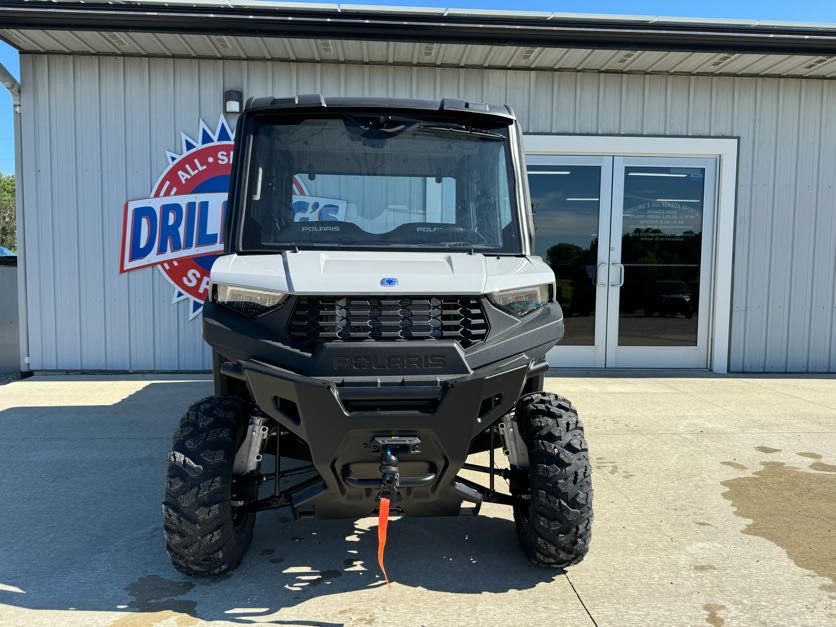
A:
244,94,517,122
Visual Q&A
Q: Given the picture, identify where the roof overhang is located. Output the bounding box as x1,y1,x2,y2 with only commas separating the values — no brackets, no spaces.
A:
3,1,836,79
5,0,836,55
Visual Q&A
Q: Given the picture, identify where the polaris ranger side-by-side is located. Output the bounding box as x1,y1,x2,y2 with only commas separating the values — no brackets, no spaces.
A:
163,95,593,576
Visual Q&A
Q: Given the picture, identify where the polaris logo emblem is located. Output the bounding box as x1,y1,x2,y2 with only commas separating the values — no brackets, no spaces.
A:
380,277,398,287
333,354,447,371
301,225,340,232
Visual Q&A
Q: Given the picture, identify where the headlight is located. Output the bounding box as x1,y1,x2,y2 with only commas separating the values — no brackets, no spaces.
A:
488,284,550,317
212,284,287,317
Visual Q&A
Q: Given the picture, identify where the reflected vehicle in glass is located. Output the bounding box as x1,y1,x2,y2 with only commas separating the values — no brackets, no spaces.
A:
650,280,694,318
618,168,705,347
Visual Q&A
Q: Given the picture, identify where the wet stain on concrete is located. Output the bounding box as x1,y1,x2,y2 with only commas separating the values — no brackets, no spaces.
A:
721,461,747,470
694,564,718,572
259,548,275,556
593,458,633,479
111,575,198,627
703,603,726,627
810,461,836,473
798,452,822,460
721,461,836,595
694,521,714,527
754,446,781,454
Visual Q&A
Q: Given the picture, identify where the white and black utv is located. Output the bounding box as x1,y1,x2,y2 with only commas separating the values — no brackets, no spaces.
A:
163,95,593,576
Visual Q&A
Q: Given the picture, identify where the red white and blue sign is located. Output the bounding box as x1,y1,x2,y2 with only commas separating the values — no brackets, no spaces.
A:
119,116,235,318
119,115,316,319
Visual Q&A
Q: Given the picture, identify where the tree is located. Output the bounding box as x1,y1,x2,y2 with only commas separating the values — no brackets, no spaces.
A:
0,174,14,251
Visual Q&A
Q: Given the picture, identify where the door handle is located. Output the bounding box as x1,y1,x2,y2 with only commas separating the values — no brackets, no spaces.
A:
611,263,625,287
596,263,608,287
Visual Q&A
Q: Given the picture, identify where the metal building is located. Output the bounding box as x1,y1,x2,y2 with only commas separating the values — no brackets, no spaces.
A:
2,1,836,373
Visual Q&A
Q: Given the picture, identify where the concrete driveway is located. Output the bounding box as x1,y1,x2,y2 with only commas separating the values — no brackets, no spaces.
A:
0,374,834,626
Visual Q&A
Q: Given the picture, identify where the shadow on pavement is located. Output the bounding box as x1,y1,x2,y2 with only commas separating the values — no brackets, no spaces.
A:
548,370,836,379
0,379,558,624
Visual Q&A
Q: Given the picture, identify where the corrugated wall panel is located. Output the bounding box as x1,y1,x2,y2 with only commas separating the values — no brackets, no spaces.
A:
74,57,106,369
49,56,83,368
31,56,57,369
727,78,757,373
810,83,836,371
171,57,203,371
19,55,836,372
148,58,179,371
788,80,823,370
743,79,779,371
123,57,155,370
100,56,130,370
765,80,801,371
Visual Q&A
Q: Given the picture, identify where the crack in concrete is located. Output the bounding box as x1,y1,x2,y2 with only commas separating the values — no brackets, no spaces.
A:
565,573,598,627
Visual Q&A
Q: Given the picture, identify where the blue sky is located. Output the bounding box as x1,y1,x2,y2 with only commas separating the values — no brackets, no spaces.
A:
3,0,836,174
0,42,19,175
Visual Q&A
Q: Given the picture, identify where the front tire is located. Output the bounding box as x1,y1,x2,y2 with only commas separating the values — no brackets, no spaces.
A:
512,392,593,568
163,396,257,576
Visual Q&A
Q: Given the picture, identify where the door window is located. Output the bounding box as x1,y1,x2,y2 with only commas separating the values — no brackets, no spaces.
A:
618,167,705,346
529,165,603,347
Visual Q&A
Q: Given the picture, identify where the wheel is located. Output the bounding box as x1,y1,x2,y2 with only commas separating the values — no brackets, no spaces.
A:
163,395,258,576
511,392,593,568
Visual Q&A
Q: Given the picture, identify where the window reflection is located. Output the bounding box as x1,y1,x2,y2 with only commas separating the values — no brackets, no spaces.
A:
618,167,704,346
529,165,601,346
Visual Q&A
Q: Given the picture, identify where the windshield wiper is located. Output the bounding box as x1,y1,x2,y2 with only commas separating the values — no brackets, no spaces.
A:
436,242,491,249
416,123,505,141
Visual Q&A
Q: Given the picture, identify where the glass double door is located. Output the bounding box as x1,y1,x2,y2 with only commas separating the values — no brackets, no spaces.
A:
529,155,717,368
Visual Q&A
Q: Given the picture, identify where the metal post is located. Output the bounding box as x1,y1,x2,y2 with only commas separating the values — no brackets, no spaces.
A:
489,425,495,493
280,425,282,496
0,61,28,372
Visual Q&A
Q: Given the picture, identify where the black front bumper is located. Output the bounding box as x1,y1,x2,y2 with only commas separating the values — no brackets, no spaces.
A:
203,296,563,518
241,354,533,518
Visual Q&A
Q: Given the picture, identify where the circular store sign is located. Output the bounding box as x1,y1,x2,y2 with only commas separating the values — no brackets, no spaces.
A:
119,117,235,319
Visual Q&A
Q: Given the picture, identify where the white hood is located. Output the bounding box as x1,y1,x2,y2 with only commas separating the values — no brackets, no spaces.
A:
211,251,555,295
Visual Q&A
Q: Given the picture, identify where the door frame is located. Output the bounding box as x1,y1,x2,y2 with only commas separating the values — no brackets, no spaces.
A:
527,155,613,368
524,135,739,374
606,156,717,369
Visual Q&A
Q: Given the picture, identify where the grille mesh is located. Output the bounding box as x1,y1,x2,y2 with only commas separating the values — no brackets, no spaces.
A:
289,296,488,348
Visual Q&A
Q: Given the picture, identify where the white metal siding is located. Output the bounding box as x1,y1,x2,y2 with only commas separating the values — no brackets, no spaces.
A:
19,54,836,372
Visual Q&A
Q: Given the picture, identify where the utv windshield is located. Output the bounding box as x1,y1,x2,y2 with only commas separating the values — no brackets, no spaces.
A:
236,113,522,253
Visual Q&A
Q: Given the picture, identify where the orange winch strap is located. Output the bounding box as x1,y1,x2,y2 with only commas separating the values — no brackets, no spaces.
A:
377,496,391,584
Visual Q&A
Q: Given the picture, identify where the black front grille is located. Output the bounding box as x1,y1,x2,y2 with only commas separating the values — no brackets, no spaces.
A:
288,296,488,348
